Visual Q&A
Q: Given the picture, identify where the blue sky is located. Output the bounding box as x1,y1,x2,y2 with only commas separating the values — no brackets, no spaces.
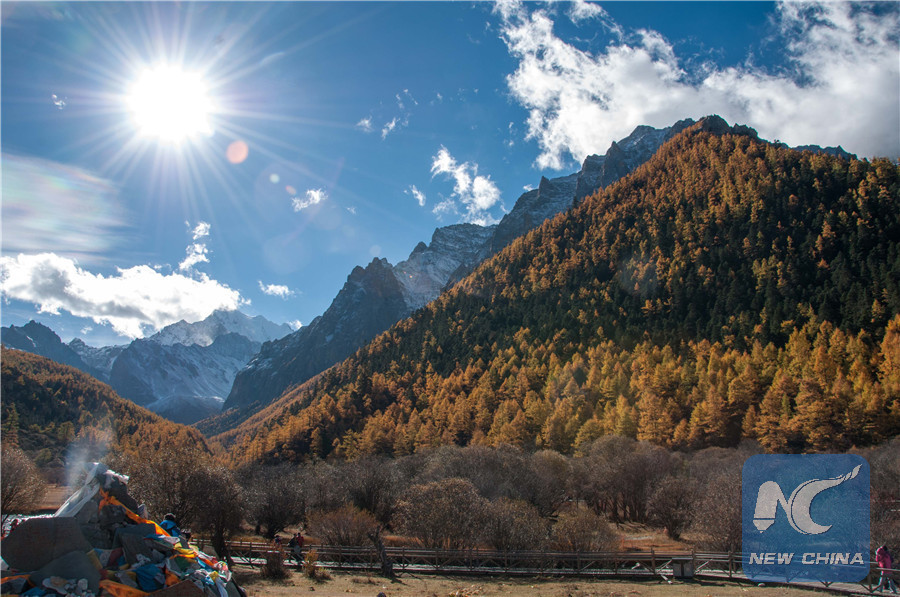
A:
2,1,898,347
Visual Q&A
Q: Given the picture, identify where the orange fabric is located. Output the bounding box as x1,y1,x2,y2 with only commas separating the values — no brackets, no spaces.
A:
99,492,168,536
164,569,181,587
99,580,148,597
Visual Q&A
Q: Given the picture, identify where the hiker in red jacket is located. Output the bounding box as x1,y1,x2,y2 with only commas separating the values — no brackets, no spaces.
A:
876,545,898,594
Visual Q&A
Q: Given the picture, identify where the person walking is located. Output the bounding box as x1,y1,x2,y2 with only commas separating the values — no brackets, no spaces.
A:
288,532,304,566
875,545,898,594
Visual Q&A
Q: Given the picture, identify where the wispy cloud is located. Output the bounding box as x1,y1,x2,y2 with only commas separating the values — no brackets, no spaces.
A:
258,280,295,299
407,185,427,207
356,116,374,133
430,147,502,226
497,0,899,167
567,0,609,25
359,89,416,140
381,117,400,139
0,252,245,338
179,243,209,271
292,188,327,211
1,154,130,264
191,221,210,240
288,320,303,330
179,221,211,271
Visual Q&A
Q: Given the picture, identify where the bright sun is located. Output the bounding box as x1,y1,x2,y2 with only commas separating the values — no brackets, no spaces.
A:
127,65,214,144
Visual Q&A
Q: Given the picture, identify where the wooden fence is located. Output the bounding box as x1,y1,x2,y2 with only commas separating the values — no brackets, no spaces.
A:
201,540,897,594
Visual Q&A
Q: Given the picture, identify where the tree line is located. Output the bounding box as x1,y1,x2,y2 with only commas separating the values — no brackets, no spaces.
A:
100,438,898,566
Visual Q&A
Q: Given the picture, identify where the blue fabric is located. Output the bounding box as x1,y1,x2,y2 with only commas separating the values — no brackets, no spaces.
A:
160,519,180,537
133,563,165,592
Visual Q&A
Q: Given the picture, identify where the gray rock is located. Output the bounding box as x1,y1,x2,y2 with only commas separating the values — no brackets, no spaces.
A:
1,518,91,573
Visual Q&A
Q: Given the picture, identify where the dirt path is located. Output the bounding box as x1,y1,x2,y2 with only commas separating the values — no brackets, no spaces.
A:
235,568,836,597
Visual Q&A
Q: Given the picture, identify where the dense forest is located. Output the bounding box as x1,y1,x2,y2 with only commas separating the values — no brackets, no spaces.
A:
214,120,900,464
0,348,209,481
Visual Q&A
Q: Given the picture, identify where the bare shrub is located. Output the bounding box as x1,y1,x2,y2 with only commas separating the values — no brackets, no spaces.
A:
300,460,348,512
522,450,572,517
417,444,526,502
260,549,287,579
237,462,305,539
307,505,377,546
393,478,488,549
303,549,330,581
342,456,401,524
689,470,741,552
647,475,696,540
114,444,211,526
1,446,47,522
856,438,900,548
190,465,245,568
549,508,619,552
484,498,548,551
573,436,671,523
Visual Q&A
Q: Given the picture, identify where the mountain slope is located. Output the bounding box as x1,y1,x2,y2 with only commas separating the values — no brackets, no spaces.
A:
216,120,697,428
1,321,104,379
107,310,291,424
216,117,900,463
68,339,125,380
1,348,209,478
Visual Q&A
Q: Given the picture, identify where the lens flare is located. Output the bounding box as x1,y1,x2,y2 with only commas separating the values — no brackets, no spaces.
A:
226,140,249,164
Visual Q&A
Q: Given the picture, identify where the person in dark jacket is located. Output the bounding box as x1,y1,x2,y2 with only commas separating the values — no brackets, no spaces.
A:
288,532,304,565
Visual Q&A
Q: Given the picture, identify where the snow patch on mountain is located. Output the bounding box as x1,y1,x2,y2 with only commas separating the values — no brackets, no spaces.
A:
393,223,496,309
150,309,292,347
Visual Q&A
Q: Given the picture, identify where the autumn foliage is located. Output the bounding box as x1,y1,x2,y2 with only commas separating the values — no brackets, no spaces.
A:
217,123,900,463
1,348,210,480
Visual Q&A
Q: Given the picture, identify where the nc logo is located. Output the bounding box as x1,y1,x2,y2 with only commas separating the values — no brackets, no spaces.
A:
752,465,862,535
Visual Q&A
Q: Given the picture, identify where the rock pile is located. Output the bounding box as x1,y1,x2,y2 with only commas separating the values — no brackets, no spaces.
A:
0,464,242,597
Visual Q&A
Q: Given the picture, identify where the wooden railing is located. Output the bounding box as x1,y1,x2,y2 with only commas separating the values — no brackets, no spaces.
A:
200,540,896,594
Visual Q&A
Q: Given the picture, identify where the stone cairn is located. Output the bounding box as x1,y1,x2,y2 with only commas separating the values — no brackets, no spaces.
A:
1,464,243,597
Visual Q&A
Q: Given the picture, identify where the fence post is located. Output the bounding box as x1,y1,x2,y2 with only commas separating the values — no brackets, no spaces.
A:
651,548,656,576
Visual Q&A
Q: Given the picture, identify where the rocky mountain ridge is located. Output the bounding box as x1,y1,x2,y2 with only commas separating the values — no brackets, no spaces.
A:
2,311,291,425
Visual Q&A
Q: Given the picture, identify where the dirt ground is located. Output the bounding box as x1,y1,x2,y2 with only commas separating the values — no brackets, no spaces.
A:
234,568,836,597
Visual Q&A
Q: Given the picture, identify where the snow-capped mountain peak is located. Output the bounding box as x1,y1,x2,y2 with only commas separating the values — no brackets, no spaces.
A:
149,309,292,347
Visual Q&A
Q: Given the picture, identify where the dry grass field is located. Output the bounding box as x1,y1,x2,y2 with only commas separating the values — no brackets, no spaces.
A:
234,568,834,597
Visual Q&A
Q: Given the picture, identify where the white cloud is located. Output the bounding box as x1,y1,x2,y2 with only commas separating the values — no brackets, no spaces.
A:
179,242,209,271
0,252,245,338
191,221,211,240
288,320,303,330
567,0,606,24
363,89,415,140
356,117,374,133
178,221,212,272
432,198,458,220
381,117,400,139
293,188,327,211
430,147,502,225
258,280,294,299
499,1,899,167
407,185,427,207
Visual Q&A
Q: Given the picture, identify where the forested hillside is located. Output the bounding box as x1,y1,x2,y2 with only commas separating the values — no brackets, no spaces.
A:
215,118,900,464
1,348,209,480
